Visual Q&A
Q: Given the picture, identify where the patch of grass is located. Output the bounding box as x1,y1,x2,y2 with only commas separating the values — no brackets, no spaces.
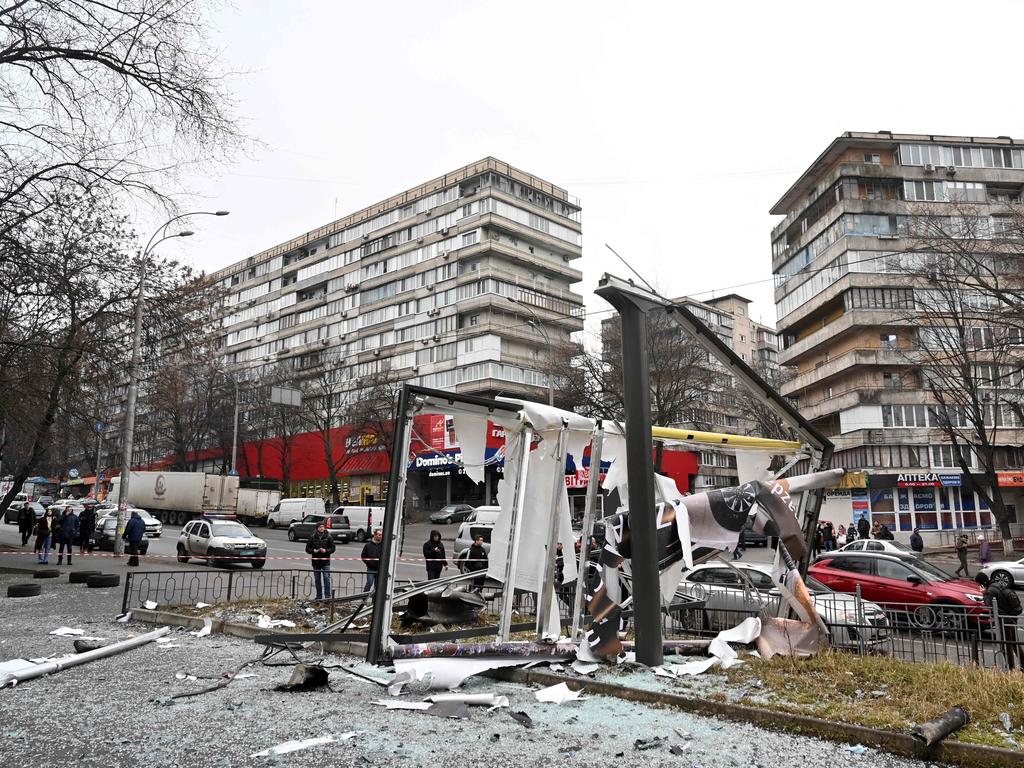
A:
719,650,1024,749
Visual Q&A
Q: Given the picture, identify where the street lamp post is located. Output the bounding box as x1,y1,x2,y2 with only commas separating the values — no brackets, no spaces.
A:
114,210,229,555
506,296,554,407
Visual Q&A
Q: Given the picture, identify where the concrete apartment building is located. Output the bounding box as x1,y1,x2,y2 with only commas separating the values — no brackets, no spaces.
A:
207,158,583,503
771,131,1024,539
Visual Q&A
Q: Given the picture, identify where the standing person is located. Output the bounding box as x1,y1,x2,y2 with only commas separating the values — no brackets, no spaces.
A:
17,504,34,546
305,522,335,600
978,535,991,567
732,527,746,560
857,515,870,541
909,528,924,554
465,534,488,591
360,528,383,592
878,524,895,541
837,525,846,546
423,530,448,580
56,507,79,565
955,533,970,577
78,505,96,555
976,572,1022,671
811,525,823,558
823,521,836,551
122,510,146,567
34,508,56,564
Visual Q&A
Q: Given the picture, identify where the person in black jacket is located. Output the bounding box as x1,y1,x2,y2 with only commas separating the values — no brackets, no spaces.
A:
78,506,96,555
423,530,447,580
123,510,146,566
360,528,383,592
56,508,79,565
909,528,924,554
977,572,1022,670
305,523,336,600
465,534,488,592
857,516,870,540
17,504,34,546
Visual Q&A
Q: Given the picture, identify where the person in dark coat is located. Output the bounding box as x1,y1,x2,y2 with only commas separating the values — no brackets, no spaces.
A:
909,528,924,554
857,516,870,540
465,534,488,591
955,534,970,577
360,528,383,592
123,510,146,567
823,521,836,551
56,508,79,565
78,505,96,555
423,530,447,580
35,509,56,564
977,572,1022,671
18,504,35,546
305,523,336,600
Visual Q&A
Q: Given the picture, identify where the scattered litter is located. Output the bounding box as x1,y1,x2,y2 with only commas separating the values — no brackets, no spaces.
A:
424,693,509,709
570,660,599,675
388,657,530,695
845,744,868,754
256,614,296,629
275,664,329,692
548,662,565,672
669,743,691,755
425,700,471,719
77,636,107,642
673,728,692,740
911,706,971,746
158,644,182,650
251,735,336,758
49,627,85,637
155,638,172,644
509,711,534,728
116,612,132,623
142,600,158,610
196,602,211,608
152,696,176,707
73,639,110,653
652,666,676,679
534,682,584,704
190,618,213,638
634,736,666,751
175,672,198,681
233,673,257,680
489,733,500,742
870,690,886,699
1000,712,1013,732
372,700,433,711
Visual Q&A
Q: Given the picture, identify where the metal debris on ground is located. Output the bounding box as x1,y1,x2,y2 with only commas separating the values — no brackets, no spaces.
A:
534,682,584,704
73,639,110,653
274,663,330,692
509,711,534,728
250,733,355,759
372,700,433,711
634,736,666,751
423,693,510,708
190,618,212,637
669,743,691,755
49,627,85,636
425,700,471,719
910,706,970,747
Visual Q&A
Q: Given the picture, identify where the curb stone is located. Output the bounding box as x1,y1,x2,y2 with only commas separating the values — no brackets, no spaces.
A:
487,667,1024,768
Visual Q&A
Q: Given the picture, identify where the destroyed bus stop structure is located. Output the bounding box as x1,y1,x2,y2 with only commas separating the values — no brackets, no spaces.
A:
366,274,838,668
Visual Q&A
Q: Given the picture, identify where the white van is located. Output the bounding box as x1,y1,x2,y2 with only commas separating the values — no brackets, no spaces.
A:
267,498,327,529
331,505,383,542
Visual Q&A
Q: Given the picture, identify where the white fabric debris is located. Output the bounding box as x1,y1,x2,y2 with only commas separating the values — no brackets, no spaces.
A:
190,618,212,637
256,615,296,629
535,681,584,703
116,612,131,623
659,617,761,677
570,660,599,675
388,657,529,696
196,602,211,608
251,734,350,758
372,700,432,710
49,627,85,636
142,600,158,610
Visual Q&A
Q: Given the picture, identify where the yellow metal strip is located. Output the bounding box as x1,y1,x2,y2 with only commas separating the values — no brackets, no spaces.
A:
650,425,803,452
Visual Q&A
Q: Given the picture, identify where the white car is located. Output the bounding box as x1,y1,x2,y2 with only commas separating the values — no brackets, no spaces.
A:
177,517,267,568
836,539,915,556
980,557,1024,589
96,505,163,537
676,562,890,649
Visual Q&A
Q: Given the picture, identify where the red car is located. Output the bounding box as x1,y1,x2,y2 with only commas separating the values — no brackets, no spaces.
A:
809,551,988,628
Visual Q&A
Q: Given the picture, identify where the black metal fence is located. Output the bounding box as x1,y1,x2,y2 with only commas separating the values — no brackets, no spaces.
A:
122,568,366,613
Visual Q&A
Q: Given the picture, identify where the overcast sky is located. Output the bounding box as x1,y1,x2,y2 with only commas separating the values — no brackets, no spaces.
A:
170,0,1024,330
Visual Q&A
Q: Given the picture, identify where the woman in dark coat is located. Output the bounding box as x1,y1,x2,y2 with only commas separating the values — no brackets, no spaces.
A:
422,530,447,580
78,506,97,554
34,509,56,564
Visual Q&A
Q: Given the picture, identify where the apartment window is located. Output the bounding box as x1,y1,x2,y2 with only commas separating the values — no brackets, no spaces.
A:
844,288,915,311
863,153,881,164
932,445,974,468
882,372,901,390
882,404,927,428
880,333,898,348
469,314,479,327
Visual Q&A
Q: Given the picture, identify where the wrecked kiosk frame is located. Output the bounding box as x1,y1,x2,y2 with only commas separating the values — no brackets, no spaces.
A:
366,274,834,666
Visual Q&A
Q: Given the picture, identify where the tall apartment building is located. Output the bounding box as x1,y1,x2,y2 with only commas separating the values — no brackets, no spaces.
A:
602,293,780,491
198,159,583,504
771,131,1024,539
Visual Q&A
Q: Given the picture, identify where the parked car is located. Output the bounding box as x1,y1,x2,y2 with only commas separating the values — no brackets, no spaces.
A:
96,504,163,537
3,493,28,525
676,562,890,649
979,556,1024,589
331,505,381,542
429,504,476,525
177,517,267,568
37,495,54,509
287,513,353,543
267,498,327,529
89,517,151,554
741,519,770,548
809,551,987,628
836,539,916,556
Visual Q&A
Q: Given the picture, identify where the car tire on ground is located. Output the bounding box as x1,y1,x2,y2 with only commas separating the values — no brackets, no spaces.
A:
69,570,102,584
287,529,297,542
8,583,42,598
33,569,60,579
990,569,1015,589
86,574,120,588
176,546,189,564
251,559,265,569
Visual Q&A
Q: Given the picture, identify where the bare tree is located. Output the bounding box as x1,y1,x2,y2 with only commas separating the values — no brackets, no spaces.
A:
901,203,1024,554
298,360,358,505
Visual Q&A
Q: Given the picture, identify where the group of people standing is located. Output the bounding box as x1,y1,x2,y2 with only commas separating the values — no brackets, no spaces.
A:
18,505,96,566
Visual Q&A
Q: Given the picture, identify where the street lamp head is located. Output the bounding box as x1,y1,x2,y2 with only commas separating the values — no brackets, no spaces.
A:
505,296,519,304
214,210,230,216
177,230,195,237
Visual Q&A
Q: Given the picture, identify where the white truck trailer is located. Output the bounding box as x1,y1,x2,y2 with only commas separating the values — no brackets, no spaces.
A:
108,471,239,526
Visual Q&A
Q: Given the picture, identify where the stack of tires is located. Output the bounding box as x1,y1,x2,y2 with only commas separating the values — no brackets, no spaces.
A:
6,569,120,598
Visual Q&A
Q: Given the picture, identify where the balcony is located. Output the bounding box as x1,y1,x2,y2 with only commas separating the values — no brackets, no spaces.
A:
783,347,911,396
780,308,912,365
